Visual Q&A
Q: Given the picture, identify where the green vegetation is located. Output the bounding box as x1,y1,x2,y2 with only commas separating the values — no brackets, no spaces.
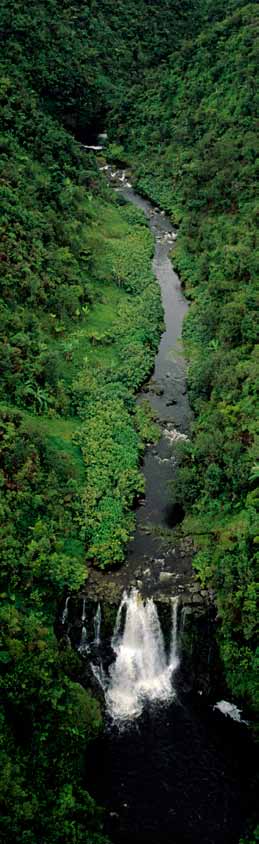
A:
0,0,201,140
0,118,162,841
110,2,259,712
0,0,258,839
0,2,171,837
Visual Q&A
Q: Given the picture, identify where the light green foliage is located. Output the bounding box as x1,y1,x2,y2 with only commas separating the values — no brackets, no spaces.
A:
134,401,160,445
105,143,130,165
78,391,159,568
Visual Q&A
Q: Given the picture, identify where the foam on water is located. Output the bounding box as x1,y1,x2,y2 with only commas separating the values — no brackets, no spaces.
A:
213,700,248,724
106,589,179,722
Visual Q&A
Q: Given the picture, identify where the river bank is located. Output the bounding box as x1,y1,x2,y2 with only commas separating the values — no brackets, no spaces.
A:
62,170,257,844
84,165,209,609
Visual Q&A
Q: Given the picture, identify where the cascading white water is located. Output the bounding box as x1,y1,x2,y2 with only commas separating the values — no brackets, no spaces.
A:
170,596,179,663
61,596,70,624
81,597,86,622
78,597,89,653
111,593,127,651
180,605,188,635
91,660,107,691
94,603,101,646
78,625,89,654
105,590,179,721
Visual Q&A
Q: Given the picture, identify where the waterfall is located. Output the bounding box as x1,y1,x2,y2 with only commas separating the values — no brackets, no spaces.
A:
78,598,88,653
180,605,188,635
81,597,86,622
61,596,70,624
94,603,101,646
105,589,180,722
170,596,179,664
111,593,127,651
91,660,107,692
78,625,89,654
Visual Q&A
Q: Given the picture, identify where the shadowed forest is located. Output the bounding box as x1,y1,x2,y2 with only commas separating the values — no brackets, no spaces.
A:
0,1,258,842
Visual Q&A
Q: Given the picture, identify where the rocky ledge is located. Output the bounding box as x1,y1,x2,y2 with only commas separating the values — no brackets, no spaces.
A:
84,535,214,615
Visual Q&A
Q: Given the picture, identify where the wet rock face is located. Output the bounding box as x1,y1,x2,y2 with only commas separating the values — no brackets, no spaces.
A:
159,571,174,583
83,534,211,610
156,599,225,700
58,588,224,705
143,378,164,396
179,609,225,699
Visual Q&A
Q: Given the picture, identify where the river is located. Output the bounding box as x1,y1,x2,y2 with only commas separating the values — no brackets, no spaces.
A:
77,172,256,844
61,168,256,843
86,170,196,604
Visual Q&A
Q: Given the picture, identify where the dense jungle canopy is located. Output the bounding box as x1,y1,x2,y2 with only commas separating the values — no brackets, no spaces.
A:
0,1,258,842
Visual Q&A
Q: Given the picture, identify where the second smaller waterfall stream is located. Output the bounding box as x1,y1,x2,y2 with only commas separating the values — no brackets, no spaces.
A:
94,603,102,647
102,590,179,722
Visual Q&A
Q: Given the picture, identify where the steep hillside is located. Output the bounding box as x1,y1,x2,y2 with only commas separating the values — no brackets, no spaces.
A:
0,0,200,138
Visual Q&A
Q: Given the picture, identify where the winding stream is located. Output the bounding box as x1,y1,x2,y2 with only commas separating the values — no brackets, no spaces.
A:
87,172,195,603
123,187,191,562
79,173,256,844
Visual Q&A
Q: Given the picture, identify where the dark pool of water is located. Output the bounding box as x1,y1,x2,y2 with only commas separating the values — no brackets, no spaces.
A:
86,695,256,844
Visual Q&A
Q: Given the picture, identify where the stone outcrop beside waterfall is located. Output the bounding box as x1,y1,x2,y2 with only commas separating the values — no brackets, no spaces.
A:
81,531,212,613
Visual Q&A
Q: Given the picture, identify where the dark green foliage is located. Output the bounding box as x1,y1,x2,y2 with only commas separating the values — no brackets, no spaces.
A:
0,0,201,138
111,2,258,712
0,1,170,837
1,0,258,839
0,101,161,844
